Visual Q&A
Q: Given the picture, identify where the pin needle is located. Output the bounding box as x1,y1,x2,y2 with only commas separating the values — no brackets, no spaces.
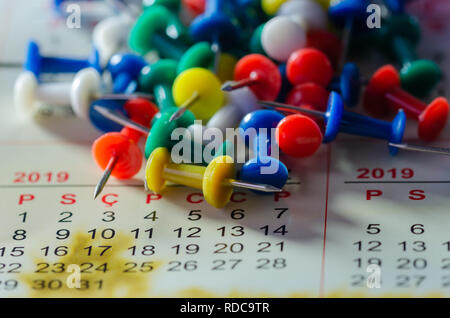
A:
0,61,23,68
93,105,149,134
389,143,450,156
221,76,258,91
259,100,325,118
169,91,200,122
227,180,283,192
211,41,221,75
93,155,118,199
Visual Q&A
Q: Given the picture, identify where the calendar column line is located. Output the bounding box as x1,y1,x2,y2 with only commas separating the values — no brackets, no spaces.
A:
319,144,332,297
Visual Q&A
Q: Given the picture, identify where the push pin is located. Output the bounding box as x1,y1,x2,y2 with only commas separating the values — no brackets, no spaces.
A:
328,0,368,71
93,14,134,67
107,53,147,94
92,98,158,199
177,42,238,81
374,13,441,97
383,0,406,13
287,48,360,106
364,64,448,141
182,0,206,17
286,48,333,88
145,148,282,208
129,5,189,59
189,0,240,74
170,68,225,122
261,0,327,61
221,54,282,101
306,29,342,68
207,85,259,134
261,91,407,156
93,102,195,159
70,67,153,120
1,40,102,78
261,0,287,16
139,59,179,112
239,110,289,190
388,143,450,156
95,104,234,165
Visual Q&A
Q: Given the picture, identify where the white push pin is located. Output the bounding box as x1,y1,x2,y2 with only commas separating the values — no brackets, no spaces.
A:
261,0,327,61
14,71,72,119
70,68,153,119
14,67,152,120
93,14,134,68
207,85,259,134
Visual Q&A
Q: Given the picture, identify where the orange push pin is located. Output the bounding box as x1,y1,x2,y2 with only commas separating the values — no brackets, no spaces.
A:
92,98,158,199
145,147,282,208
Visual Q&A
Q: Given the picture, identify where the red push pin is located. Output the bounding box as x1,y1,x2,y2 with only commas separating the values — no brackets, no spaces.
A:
275,82,328,158
306,29,342,68
286,48,333,88
221,53,282,101
276,113,323,158
92,98,158,199
364,65,449,142
287,82,329,112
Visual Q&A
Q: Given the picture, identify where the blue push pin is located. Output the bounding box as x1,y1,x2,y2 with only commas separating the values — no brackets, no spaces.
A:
328,0,368,71
22,40,101,79
260,92,406,156
190,0,240,73
383,0,407,14
328,62,361,107
239,109,289,191
107,53,147,94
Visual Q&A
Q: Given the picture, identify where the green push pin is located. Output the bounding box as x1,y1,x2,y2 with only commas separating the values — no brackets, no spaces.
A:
139,59,178,113
177,42,216,74
129,5,189,59
249,23,266,55
375,14,441,98
138,59,196,132
177,42,237,82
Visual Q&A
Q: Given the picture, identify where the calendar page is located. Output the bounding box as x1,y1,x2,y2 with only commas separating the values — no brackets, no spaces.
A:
0,0,449,298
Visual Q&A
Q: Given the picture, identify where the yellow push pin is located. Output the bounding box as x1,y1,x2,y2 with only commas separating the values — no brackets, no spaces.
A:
171,67,224,122
261,0,288,15
145,148,283,208
217,53,237,83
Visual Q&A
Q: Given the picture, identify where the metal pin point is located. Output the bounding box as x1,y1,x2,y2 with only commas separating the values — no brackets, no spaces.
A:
169,91,200,122
211,41,221,75
93,156,118,199
259,100,326,118
228,180,283,192
221,76,258,92
93,105,150,134
98,92,154,101
0,61,23,68
389,143,450,156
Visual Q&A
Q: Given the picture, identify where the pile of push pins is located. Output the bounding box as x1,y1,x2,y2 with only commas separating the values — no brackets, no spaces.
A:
8,0,450,208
